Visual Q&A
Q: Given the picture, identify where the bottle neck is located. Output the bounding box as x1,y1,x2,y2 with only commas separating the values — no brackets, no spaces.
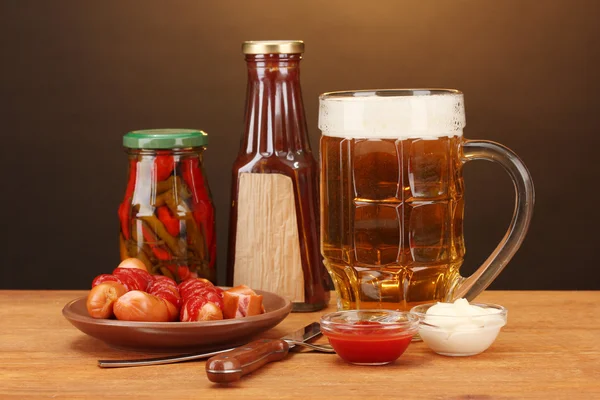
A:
241,53,310,156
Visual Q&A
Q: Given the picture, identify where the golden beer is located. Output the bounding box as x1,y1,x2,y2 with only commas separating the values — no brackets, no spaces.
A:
319,89,534,312
320,135,465,310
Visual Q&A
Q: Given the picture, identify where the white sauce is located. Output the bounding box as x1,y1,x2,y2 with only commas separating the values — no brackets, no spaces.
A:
419,298,506,356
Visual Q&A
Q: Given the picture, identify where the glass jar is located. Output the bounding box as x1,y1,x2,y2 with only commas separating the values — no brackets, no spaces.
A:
119,129,216,283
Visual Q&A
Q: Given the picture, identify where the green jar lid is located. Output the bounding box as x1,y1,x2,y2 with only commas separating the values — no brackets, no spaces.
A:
123,129,208,149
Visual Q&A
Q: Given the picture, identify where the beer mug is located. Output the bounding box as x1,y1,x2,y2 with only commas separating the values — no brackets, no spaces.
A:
319,89,534,311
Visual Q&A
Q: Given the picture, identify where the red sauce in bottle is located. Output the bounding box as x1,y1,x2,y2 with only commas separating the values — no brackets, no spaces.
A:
227,41,330,311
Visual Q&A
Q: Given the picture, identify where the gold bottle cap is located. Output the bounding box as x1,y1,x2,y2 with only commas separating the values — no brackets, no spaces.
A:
242,40,304,55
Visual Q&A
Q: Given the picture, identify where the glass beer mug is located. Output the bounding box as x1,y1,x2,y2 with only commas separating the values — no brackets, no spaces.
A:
319,89,534,311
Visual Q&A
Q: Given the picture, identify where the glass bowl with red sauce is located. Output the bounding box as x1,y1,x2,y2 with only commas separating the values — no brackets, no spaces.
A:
320,310,419,365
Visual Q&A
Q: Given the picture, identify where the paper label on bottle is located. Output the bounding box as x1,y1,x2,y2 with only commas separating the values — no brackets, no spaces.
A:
233,173,305,303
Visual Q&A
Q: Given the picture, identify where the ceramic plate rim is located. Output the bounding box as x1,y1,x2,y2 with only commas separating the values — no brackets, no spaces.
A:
62,288,292,329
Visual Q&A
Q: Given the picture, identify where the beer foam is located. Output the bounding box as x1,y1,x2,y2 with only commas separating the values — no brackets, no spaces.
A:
319,90,465,139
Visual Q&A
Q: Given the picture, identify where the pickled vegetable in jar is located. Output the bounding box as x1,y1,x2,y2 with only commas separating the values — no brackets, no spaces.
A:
119,129,216,283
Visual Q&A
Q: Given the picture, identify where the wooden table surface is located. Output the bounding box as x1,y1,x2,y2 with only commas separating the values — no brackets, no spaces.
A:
1,290,599,399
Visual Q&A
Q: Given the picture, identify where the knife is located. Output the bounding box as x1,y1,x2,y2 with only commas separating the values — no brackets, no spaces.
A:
205,322,322,383
97,322,321,369
98,345,239,368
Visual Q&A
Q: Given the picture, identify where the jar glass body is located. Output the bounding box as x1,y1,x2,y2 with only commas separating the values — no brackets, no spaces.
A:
118,147,216,283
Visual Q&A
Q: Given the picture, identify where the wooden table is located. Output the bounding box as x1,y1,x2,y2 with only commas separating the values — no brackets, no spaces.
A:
1,291,599,399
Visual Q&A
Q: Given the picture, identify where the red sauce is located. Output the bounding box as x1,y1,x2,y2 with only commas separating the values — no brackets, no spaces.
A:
324,321,415,365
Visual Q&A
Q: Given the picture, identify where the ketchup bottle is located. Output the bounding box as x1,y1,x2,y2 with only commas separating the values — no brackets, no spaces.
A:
227,40,329,312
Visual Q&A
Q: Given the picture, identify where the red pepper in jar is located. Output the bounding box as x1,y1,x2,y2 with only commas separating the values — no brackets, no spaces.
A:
181,158,216,268
154,153,174,182
140,221,172,261
118,159,137,240
156,206,180,237
166,264,191,281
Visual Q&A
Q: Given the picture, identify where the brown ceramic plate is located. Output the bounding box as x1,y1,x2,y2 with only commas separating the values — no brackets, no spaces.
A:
62,289,292,352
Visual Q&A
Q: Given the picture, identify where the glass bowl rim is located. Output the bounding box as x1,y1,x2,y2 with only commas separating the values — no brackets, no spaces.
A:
320,309,420,332
409,302,507,318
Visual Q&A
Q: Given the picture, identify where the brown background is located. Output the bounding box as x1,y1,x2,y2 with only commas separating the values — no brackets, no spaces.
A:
1,0,598,289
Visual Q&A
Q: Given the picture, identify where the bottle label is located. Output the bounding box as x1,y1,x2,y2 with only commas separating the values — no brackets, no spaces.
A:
233,173,305,303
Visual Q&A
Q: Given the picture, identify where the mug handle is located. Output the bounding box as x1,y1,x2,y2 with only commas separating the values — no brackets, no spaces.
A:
453,140,535,300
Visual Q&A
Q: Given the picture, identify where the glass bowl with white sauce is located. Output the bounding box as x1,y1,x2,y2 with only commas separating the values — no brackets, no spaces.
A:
410,299,507,356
